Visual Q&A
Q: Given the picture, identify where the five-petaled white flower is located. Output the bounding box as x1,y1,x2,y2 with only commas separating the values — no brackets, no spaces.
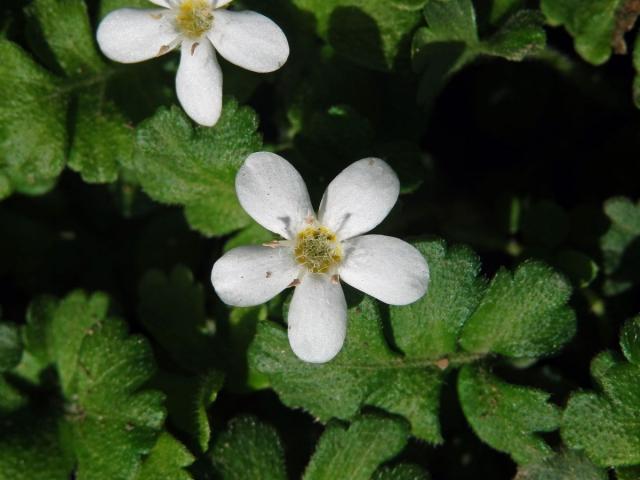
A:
211,153,430,364
97,0,289,126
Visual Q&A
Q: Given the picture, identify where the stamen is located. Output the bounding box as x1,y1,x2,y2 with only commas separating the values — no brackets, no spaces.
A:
294,226,342,274
263,240,284,248
157,44,171,57
175,0,214,39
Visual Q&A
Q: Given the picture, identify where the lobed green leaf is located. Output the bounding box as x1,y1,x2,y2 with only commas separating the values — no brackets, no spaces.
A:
458,365,561,464
303,414,409,480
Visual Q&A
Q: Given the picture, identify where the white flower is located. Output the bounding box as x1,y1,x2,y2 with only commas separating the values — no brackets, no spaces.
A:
96,0,289,126
211,153,430,364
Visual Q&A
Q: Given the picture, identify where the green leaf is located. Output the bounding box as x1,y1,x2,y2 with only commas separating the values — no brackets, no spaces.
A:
412,0,545,107
458,365,561,464
0,407,74,480
291,0,426,71
600,197,640,295
211,415,287,480
0,322,22,372
23,295,58,366
372,464,431,480
562,348,640,467
135,433,194,480
0,40,67,195
49,291,111,395
620,316,640,364
0,376,27,414
514,451,608,480
0,0,134,192
67,90,134,183
389,240,484,358
24,0,103,77
483,10,547,61
303,414,409,480
155,370,223,452
225,306,271,392
459,261,576,358
64,316,166,480
130,102,261,236
422,0,478,43
540,0,625,65
1,291,166,480
250,295,445,443
138,266,216,372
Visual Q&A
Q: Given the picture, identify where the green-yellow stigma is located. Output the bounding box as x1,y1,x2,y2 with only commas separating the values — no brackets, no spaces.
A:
294,226,342,274
176,0,214,39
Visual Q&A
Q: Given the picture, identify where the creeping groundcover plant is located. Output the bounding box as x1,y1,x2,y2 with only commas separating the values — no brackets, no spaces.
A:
1,0,640,478
212,153,429,362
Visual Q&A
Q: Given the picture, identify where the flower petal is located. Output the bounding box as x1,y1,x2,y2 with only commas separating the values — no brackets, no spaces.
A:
236,152,314,239
97,8,179,64
318,158,400,240
207,9,289,73
148,0,171,7
288,274,347,363
340,235,429,305
176,39,223,127
211,245,299,307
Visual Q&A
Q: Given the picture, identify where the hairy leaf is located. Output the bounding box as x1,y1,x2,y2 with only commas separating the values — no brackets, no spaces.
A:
131,103,261,236
212,415,287,480
373,464,431,480
291,0,426,71
458,365,561,464
540,0,625,65
135,433,194,480
459,261,576,358
0,0,135,192
65,316,166,480
155,370,223,452
562,335,640,467
514,451,607,480
250,294,445,443
303,414,409,480
0,408,73,480
389,240,484,358
0,322,21,372
600,197,640,295
138,265,216,372
412,0,545,107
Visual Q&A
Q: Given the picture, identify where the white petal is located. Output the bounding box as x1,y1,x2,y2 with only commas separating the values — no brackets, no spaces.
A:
318,158,400,240
211,245,299,307
176,39,223,127
236,152,314,239
207,9,289,73
97,8,179,64
340,235,429,305
148,0,171,7
288,274,347,363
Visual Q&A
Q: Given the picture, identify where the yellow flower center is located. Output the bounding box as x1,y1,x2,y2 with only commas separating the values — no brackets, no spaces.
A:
175,0,213,39
294,226,342,274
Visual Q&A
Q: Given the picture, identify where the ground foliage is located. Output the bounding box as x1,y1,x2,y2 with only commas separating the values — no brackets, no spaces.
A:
0,0,639,478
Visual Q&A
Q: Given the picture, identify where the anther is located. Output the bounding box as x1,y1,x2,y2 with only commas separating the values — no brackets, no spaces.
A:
263,240,282,248
156,45,171,57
